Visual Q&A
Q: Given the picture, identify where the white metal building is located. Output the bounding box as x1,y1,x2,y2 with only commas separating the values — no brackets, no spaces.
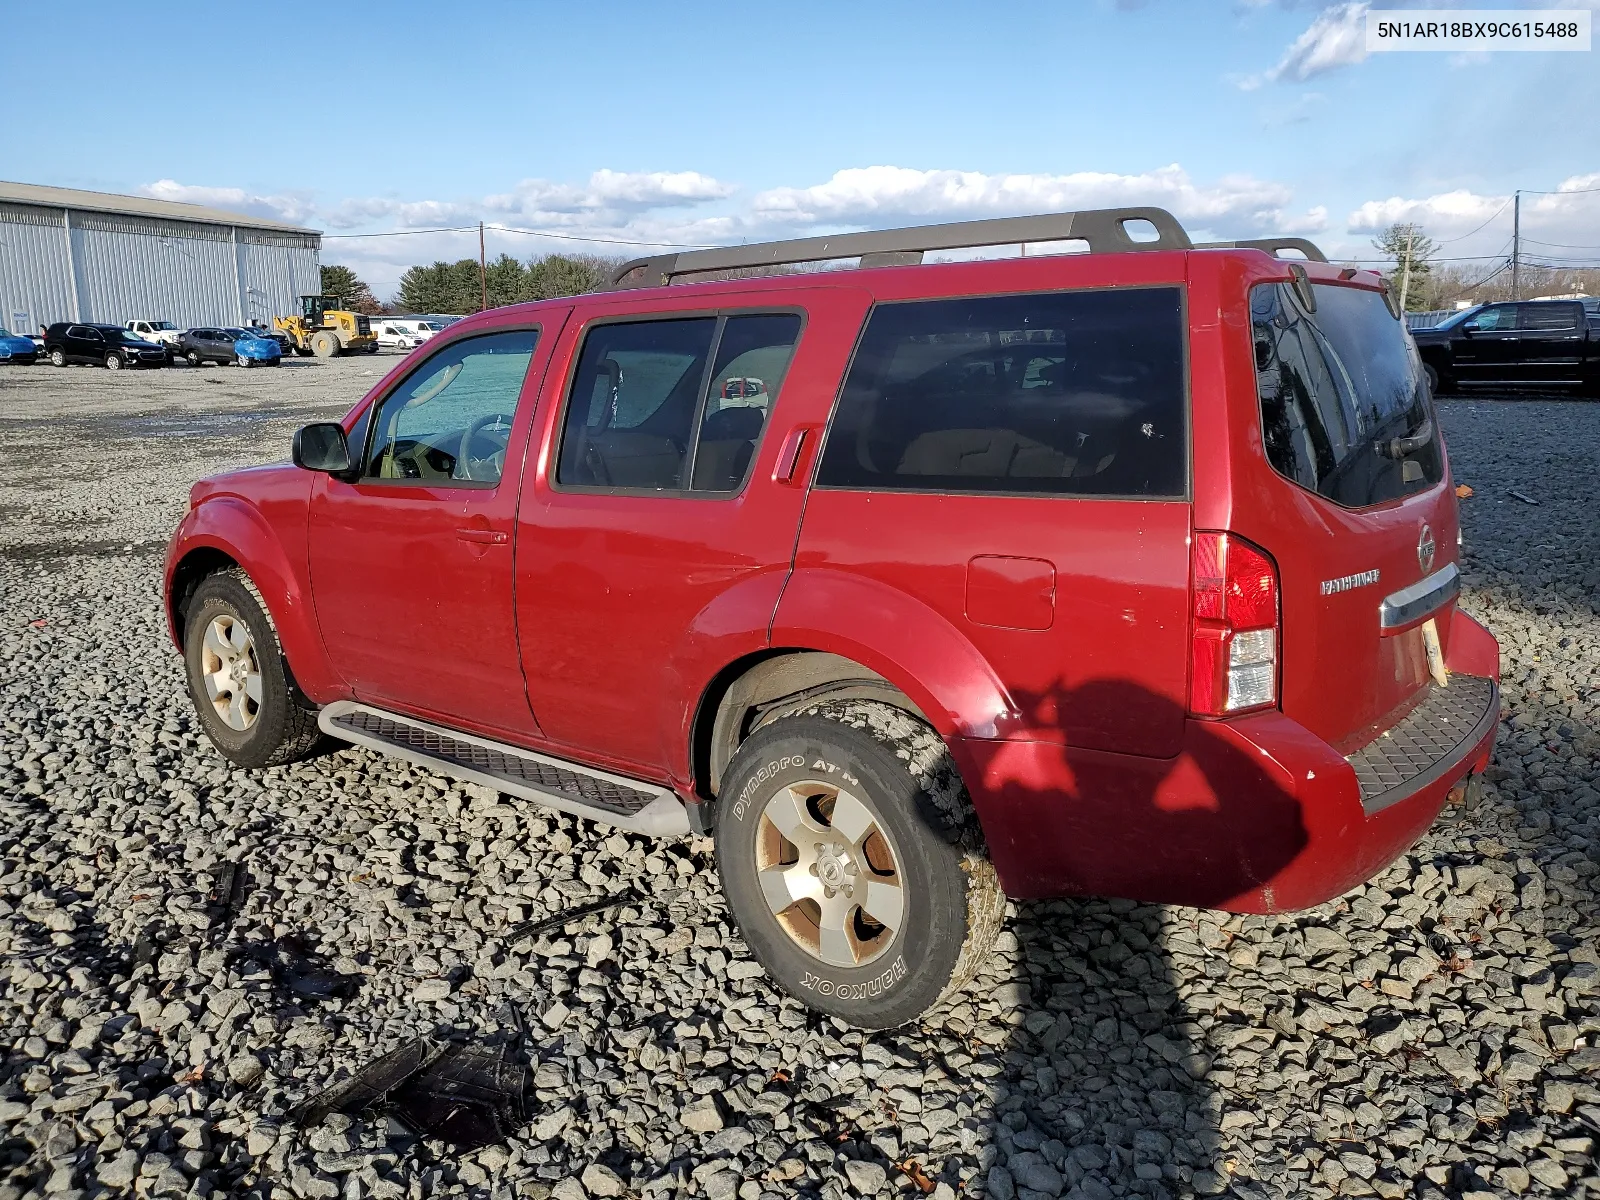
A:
0,181,321,334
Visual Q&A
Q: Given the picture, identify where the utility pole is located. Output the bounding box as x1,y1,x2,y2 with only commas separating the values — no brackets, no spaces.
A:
1398,225,1415,312
478,221,489,312
1510,191,1521,301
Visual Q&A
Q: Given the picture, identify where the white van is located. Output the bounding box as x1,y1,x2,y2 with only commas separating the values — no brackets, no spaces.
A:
370,318,444,351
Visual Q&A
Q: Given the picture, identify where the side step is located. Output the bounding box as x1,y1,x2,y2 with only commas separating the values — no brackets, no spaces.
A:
318,701,690,837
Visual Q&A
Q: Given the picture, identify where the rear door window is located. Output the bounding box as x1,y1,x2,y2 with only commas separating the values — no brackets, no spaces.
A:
1252,281,1442,509
1519,302,1581,331
816,287,1187,497
556,313,800,493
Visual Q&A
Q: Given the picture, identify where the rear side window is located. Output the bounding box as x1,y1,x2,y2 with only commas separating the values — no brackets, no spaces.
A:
1520,302,1581,331
557,313,800,492
817,287,1187,497
1252,282,1441,509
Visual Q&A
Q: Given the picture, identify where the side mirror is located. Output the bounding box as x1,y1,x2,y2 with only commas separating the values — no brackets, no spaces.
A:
293,422,352,473
1460,319,1480,334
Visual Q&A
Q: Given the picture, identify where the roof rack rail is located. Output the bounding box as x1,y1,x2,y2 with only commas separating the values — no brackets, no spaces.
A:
606,206,1194,290
1193,237,1328,263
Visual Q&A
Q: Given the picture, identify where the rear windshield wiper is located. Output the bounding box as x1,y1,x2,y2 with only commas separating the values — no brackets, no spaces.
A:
1375,414,1432,459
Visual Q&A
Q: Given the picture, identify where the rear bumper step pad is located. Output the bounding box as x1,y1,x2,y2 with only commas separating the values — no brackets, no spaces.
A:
318,701,690,836
1347,674,1499,816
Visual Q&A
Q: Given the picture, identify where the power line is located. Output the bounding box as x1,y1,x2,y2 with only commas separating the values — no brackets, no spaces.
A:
485,224,709,249
1435,195,1512,244
321,223,708,249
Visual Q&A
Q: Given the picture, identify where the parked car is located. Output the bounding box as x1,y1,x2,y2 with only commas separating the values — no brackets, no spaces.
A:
370,319,430,351
245,323,294,354
179,327,282,367
125,320,183,359
1410,298,1600,394
164,208,1500,1028
44,322,167,369
0,325,38,364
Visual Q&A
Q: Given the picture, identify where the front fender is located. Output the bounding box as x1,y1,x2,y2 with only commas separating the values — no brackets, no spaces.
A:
771,567,1018,741
165,496,347,702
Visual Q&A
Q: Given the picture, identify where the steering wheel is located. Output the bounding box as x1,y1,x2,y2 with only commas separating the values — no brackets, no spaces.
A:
457,413,515,481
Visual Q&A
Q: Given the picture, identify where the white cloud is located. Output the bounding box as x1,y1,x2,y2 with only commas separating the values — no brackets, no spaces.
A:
1340,173,1600,263
748,164,1316,237
139,179,316,225
1239,1,1370,88
158,161,1357,296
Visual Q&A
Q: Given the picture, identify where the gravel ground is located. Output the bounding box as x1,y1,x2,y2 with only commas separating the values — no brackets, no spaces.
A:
1,361,1597,1200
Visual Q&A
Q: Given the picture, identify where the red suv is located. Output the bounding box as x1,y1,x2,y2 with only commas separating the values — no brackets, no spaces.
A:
163,208,1500,1028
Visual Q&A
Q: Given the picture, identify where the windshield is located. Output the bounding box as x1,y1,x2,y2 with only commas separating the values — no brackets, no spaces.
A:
0,328,10,338
1252,281,1442,509
149,321,175,331
225,328,259,339
120,330,153,343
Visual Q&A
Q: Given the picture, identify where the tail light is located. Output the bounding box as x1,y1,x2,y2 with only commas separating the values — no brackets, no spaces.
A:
1189,531,1279,717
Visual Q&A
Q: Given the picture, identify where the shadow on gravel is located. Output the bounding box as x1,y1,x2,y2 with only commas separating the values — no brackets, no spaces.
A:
954,678,1309,1200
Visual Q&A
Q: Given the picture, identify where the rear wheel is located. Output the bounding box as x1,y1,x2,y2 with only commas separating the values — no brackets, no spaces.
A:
715,701,1004,1029
183,569,322,768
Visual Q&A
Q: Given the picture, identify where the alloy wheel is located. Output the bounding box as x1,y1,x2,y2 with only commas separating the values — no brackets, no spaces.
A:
754,779,905,968
200,614,263,732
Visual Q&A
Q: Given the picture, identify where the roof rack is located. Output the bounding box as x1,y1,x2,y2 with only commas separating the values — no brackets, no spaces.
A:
1192,237,1328,263
607,207,1194,290
606,207,1329,289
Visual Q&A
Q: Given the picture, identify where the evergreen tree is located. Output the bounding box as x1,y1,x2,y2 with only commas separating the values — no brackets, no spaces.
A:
1372,222,1437,311
319,265,381,314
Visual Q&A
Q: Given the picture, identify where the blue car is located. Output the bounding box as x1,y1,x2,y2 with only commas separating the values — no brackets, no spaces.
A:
180,327,282,367
0,326,38,364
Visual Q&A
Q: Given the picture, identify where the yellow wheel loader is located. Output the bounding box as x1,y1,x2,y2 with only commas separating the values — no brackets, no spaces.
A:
273,295,379,358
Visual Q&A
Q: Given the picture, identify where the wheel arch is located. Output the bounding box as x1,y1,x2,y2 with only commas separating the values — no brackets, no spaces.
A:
165,499,345,702
692,648,931,804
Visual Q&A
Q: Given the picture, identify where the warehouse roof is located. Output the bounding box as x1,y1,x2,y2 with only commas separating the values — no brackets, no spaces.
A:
0,180,319,235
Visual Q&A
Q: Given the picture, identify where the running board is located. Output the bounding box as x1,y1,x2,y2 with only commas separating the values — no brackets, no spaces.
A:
318,701,690,837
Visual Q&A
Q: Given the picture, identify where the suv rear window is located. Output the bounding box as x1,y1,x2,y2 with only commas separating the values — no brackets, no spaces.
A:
1252,282,1442,509
817,287,1187,497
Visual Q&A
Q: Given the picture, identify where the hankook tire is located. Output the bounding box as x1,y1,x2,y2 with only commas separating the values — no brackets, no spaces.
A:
715,700,1003,1029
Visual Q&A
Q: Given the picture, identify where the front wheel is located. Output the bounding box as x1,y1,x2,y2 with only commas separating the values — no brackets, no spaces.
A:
186,350,203,367
715,701,1003,1029
183,569,322,768
49,348,66,367
236,355,251,368
105,352,124,371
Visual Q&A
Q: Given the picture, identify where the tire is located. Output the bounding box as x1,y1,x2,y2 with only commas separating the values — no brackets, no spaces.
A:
49,348,66,367
237,355,251,368
105,352,123,371
1424,363,1439,393
294,345,313,358
183,569,322,769
187,350,203,367
310,331,338,358
715,700,1004,1029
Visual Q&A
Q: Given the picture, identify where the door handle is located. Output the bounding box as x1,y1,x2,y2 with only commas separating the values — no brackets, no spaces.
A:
456,528,509,545
773,427,812,484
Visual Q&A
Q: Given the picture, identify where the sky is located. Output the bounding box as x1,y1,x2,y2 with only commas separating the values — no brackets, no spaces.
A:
3,0,1597,298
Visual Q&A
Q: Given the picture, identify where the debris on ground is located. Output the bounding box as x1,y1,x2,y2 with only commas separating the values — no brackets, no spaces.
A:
499,886,640,947
293,1035,531,1149
207,857,250,927
225,933,361,1002
1455,483,1474,498
1509,488,1540,505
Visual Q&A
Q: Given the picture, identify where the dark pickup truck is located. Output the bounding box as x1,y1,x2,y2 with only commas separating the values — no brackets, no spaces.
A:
1412,298,1600,395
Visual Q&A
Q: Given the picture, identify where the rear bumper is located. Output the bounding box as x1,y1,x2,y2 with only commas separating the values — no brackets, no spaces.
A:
954,609,1500,912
